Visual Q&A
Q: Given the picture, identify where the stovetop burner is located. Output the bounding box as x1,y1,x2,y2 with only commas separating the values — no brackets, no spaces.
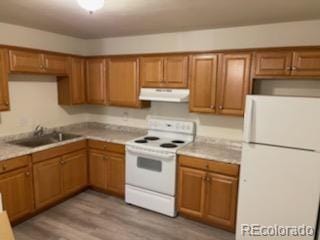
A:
144,136,160,141
160,143,178,148
135,139,148,143
172,140,185,144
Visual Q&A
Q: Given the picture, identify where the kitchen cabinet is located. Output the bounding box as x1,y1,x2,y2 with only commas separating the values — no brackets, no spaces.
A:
86,58,107,104
0,49,10,111
178,155,239,232
62,150,88,195
33,144,88,209
33,157,63,209
88,140,125,197
254,51,292,76
107,57,150,108
254,50,320,78
217,53,251,116
292,50,320,76
58,57,86,105
189,54,218,113
178,167,206,218
140,55,188,88
0,156,33,222
9,49,68,75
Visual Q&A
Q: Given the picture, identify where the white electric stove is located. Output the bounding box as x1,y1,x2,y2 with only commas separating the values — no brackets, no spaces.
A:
125,118,195,217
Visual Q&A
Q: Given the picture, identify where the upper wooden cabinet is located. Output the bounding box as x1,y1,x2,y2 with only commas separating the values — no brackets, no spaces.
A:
190,53,251,116
107,57,149,108
9,50,68,75
189,54,218,113
254,51,292,76
217,53,251,116
140,55,188,88
292,50,320,76
86,58,107,105
0,49,10,111
253,50,320,78
58,57,86,105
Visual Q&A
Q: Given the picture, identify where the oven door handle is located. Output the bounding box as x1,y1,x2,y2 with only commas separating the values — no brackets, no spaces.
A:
126,146,176,161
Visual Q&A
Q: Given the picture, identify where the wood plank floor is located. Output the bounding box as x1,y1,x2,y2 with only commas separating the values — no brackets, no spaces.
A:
14,190,235,240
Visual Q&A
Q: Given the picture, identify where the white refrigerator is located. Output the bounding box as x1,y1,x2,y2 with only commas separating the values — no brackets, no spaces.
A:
236,95,320,240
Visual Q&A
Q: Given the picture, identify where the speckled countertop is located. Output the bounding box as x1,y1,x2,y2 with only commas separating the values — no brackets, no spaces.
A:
177,137,242,165
0,122,242,165
0,122,146,162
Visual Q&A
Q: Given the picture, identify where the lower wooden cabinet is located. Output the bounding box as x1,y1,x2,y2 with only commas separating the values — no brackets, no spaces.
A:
0,166,33,222
88,140,125,197
33,149,88,209
178,155,239,232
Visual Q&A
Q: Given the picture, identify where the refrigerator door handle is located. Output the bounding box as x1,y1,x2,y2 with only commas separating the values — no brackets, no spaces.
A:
244,98,255,143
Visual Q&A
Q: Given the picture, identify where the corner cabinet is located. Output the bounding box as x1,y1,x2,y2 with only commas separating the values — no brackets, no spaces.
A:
178,155,239,232
107,57,150,108
86,58,107,105
0,49,10,111
140,55,188,88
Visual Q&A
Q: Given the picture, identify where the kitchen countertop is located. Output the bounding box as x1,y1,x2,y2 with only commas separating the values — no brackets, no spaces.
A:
0,122,242,165
177,137,242,165
0,122,147,162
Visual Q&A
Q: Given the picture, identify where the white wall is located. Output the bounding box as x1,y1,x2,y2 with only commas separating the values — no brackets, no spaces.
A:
0,75,88,137
85,20,320,55
1,20,320,140
0,22,86,55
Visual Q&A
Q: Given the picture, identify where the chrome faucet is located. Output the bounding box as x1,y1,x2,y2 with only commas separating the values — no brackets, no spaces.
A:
34,125,44,137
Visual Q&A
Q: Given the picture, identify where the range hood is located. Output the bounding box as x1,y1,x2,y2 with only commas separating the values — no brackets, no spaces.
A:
139,88,190,102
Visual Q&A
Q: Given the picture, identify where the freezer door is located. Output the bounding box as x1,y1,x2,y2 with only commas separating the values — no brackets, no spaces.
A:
244,95,320,150
236,143,320,240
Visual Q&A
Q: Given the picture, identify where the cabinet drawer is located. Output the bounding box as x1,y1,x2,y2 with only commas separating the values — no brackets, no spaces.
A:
179,155,239,177
0,155,30,174
88,140,125,154
32,140,87,163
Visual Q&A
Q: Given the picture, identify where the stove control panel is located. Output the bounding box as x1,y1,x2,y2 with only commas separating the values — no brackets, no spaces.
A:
148,118,195,135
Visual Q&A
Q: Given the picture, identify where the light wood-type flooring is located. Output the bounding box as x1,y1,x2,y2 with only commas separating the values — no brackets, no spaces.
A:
14,190,235,240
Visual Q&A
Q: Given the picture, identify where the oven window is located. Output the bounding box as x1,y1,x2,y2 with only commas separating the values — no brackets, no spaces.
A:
137,157,162,172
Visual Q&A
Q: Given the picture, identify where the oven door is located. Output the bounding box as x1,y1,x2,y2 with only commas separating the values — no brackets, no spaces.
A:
126,146,177,196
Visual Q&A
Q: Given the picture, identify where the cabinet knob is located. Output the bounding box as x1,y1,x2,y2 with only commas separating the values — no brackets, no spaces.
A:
291,66,297,71
60,160,65,165
210,105,215,109
206,177,211,182
4,99,9,105
2,165,7,171
219,105,223,110
25,171,30,177
286,66,292,71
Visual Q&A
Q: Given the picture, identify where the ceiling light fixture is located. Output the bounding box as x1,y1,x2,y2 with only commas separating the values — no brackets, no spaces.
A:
77,0,105,14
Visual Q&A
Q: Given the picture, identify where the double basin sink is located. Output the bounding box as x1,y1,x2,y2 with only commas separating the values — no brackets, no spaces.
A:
9,132,82,148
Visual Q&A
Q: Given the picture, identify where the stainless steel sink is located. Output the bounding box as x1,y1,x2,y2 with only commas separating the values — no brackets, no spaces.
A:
8,132,82,148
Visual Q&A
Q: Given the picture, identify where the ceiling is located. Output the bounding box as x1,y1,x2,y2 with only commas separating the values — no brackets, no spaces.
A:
0,0,320,39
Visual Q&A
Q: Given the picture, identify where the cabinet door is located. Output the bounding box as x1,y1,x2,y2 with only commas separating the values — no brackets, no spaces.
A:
70,58,86,104
9,50,44,73
217,53,251,116
107,155,125,196
0,49,10,111
164,55,188,88
86,58,107,104
89,150,108,190
43,54,68,75
254,51,292,76
62,150,88,195
205,173,238,232
108,57,140,107
292,50,320,76
0,167,33,222
33,157,63,209
178,167,206,218
140,57,164,87
189,54,218,113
